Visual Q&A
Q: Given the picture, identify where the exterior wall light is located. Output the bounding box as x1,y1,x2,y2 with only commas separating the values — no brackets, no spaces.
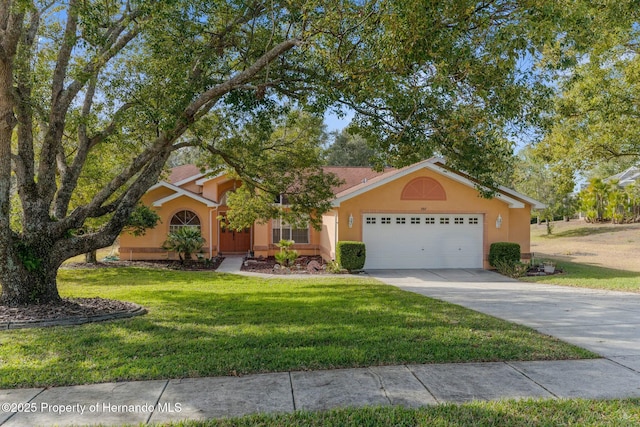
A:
348,214,354,228
496,214,502,229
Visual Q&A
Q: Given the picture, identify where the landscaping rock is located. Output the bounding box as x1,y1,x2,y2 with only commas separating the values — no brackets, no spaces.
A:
307,260,322,273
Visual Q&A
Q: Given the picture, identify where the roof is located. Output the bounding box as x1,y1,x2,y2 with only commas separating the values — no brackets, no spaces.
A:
322,166,393,193
607,166,640,188
154,160,543,210
147,182,217,207
330,158,545,209
167,164,203,185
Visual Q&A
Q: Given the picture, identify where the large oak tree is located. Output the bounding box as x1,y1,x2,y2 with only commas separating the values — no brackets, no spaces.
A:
534,0,640,179
1,0,563,306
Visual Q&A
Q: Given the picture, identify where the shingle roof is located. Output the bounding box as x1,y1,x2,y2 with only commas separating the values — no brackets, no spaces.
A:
607,166,640,188
322,166,393,194
164,161,542,209
168,164,202,185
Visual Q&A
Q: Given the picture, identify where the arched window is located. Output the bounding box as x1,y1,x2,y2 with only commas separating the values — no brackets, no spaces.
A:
169,210,201,233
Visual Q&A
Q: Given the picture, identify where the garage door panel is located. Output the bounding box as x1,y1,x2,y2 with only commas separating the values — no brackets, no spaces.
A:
362,214,483,269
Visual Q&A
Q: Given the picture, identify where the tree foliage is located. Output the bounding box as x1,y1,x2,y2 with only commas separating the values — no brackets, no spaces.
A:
324,129,374,166
0,0,576,305
510,145,576,232
218,110,341,231
535,1,640,175
122,205,161,237
579,179,640,224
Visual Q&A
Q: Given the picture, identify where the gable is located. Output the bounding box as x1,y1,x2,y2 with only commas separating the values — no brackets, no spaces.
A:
338,167,514,210
147,182,217,208
332,158,531,209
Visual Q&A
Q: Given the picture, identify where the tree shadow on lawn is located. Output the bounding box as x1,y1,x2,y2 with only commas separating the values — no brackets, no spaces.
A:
58,268,241,288
540,226,631,239
0,283,593,388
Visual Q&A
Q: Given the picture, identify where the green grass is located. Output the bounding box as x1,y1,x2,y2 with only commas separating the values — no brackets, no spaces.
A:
533,225,630,239
0,268,594,389
157,399,640,427
522,260,640,292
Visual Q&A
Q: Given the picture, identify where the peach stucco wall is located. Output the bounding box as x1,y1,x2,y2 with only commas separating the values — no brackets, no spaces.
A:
331,168,532,268
119,190,214,261
201,176,238,202
320,211,338,260
120,167,533,267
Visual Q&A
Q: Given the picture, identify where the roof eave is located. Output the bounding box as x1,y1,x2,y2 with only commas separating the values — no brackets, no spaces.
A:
148,182,218,208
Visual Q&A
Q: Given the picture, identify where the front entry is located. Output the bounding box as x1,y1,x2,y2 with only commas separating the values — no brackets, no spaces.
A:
219,213,251,254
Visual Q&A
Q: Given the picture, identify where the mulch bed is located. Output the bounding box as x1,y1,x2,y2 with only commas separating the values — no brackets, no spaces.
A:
0,297,146,329
526,265,565,276
241,255,332,274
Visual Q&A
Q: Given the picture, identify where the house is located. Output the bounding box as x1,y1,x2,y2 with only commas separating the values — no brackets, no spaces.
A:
118,158,544,269
606,165,640,188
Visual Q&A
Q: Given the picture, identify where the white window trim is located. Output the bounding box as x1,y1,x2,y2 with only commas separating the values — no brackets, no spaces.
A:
272,218,310,244
169,210,202,234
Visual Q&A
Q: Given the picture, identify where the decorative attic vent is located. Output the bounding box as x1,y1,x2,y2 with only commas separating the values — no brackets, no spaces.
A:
401,177,446,200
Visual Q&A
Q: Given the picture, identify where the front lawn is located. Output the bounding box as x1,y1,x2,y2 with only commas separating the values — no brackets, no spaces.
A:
522,260,640,293
0,268,594,388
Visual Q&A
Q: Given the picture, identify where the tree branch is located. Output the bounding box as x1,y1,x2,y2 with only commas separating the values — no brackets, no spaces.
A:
184,37,301,119
36,10,142,224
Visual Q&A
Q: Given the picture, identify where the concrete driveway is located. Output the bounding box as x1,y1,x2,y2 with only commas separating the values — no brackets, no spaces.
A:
368,269,640,372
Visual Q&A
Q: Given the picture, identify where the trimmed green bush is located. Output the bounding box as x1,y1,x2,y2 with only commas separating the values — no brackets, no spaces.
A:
488,242,521,267
336,241,366,271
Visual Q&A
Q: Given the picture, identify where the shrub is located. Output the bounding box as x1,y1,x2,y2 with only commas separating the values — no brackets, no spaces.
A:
488,242,520,268
275,239,298,267
336,241,366,272
325,260,346,274
162,227,205,264
494,260,529,278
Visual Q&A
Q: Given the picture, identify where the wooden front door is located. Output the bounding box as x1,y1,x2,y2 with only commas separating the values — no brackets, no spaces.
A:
219,214,251,254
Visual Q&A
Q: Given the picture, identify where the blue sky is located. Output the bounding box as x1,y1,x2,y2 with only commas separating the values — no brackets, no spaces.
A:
324,110,354,133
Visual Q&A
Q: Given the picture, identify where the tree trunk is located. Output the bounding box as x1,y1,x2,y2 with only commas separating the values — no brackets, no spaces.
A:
85,250,97,264
0,255,61,307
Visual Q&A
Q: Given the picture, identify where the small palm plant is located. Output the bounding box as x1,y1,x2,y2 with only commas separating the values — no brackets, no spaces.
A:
274,239,298,267
162,227,205,264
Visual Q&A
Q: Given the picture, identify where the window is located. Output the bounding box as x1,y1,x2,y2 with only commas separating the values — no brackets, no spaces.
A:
273,194,290,205
469,217,479,225
396,217,406,224
366,217,376,224
425,217,435,224
381,217,391,224
439,217,450,225
410,217,421,224
454,217,464,224
272,218,309,244
169,210,201,233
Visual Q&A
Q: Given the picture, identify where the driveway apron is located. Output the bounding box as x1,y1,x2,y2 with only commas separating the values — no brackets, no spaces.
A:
368,269,640,372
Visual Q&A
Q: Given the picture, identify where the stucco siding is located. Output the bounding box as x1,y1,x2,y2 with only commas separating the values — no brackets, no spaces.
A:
119,195,214,260
320,211,338,261
334,168,532,268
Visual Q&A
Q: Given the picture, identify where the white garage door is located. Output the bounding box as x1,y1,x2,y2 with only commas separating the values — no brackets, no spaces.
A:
362,214,483,269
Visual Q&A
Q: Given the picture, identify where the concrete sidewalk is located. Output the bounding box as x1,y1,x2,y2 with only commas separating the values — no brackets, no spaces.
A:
2,358,640,426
